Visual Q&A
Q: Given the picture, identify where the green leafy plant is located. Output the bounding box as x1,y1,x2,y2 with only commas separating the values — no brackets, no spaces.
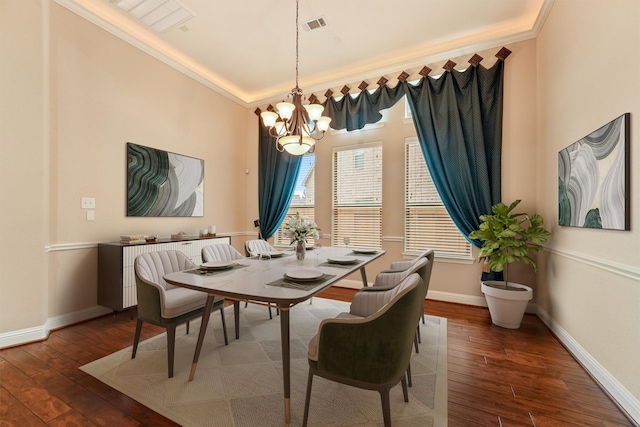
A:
469,200,550,288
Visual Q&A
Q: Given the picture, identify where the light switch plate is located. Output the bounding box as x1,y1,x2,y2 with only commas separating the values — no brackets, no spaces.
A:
86,210,95,221
82,197,96,209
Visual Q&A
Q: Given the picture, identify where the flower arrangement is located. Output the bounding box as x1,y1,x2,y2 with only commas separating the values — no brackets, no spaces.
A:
283,212,320,244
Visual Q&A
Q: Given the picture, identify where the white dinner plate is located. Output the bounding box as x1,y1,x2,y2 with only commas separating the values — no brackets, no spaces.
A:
285,269,324,281
351,248,378,254
201,261,235,270
327,256,358,265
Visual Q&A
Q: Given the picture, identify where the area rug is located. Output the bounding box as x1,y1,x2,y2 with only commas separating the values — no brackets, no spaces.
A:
80,298,447,427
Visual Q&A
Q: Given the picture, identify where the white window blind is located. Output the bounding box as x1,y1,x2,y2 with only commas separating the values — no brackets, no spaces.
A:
332,144,383,248
274,154,316,246
405,139,472,259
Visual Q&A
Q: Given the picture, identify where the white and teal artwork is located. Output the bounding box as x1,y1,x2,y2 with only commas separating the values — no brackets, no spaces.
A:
127,143,204,217
558,113,630,230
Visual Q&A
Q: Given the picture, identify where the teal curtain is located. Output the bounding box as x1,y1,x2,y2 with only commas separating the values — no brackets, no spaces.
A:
258,123,302,239
404,61,504,247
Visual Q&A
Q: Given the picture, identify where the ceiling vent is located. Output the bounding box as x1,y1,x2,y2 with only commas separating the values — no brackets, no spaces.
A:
112,0,194,33
303,16,327,31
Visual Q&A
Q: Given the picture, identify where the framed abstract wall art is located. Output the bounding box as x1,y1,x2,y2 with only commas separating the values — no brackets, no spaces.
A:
558,113,630,230
127,142,204,217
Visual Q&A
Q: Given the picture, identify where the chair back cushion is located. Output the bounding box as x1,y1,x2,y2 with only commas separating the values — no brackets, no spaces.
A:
245,239,275,257
135,251,207,320
135,251,196,291
373,256,428,288
350,270,423,317
202,244,244,262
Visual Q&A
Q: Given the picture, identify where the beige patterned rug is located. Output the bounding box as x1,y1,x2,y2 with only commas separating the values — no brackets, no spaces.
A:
81,298,447,426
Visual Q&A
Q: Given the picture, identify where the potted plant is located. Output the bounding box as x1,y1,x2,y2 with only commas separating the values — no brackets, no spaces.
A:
468,200,550,329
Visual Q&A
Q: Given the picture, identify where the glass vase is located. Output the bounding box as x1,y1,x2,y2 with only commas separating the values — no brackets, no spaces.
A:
295,240,306,261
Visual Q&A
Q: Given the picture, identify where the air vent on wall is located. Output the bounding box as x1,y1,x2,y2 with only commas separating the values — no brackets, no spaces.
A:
112,0,194,33
303,16,327,31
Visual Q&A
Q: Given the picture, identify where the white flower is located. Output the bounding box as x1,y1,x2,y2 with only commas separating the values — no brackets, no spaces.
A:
283,212,320,244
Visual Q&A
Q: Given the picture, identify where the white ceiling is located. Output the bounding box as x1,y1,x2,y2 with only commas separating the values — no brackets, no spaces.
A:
56,0,553,107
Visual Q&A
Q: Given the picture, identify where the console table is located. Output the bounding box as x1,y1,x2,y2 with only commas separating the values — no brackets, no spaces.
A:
97,236,231,311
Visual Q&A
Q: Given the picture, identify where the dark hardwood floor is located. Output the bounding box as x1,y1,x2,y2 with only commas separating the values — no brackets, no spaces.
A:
0,287,635,426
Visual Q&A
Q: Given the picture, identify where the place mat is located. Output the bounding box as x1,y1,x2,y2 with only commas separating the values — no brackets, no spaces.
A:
266,274,336,290
187,263,249,276
319,260,363,269
348,250,380,256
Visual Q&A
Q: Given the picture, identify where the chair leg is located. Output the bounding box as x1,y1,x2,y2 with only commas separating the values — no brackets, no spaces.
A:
268,304,273,319
414,330,419,353
302,369,314,427
401,375,409,402
166,324,177,378
417,323,421,343
132,319,143,359
407,362,412,387
186,320,190,335
422,313,425,324
380,387,392,427
219,306,228,345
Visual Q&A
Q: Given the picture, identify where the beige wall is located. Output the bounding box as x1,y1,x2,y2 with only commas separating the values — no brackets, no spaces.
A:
1,1,250,336
0,0,49,333
536,0,640,408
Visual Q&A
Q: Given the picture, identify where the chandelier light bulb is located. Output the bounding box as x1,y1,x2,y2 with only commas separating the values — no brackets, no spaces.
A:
276,102,295,121
303,104,324,121
260,111,278,127
317,116,331,132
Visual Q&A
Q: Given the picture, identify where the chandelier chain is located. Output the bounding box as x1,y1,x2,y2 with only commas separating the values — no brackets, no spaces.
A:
295,0,299,89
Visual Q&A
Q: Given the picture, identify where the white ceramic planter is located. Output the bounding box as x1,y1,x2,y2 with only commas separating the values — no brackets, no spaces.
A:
481,281,533,329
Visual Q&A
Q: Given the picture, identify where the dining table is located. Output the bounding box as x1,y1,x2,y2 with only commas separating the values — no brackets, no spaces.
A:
163,245,385,424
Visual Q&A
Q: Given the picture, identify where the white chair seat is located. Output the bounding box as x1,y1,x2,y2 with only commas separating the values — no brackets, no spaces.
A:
162,287,208,319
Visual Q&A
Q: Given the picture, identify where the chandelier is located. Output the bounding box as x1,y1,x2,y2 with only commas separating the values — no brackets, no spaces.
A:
260,0,331,156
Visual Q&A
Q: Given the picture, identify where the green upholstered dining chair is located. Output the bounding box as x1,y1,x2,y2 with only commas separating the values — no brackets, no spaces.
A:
132,250,228,378
303,273,426,427
388,249,435,323
373,255,431,342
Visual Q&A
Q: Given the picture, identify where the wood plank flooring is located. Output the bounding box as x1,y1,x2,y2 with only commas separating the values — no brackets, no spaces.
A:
0,287,635,426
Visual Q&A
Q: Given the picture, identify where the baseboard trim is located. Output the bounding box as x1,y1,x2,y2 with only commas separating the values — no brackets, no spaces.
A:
0,305,112,349
537,307,640,424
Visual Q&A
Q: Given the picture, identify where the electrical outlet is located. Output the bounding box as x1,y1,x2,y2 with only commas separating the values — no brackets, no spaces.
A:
81,197,95,209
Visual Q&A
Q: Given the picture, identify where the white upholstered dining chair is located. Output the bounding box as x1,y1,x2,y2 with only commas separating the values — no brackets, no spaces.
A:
133,250,228,378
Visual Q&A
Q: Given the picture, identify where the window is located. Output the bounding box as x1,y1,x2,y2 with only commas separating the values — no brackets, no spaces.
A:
332,144,383,248
273,153,316,246
405,138,471,259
